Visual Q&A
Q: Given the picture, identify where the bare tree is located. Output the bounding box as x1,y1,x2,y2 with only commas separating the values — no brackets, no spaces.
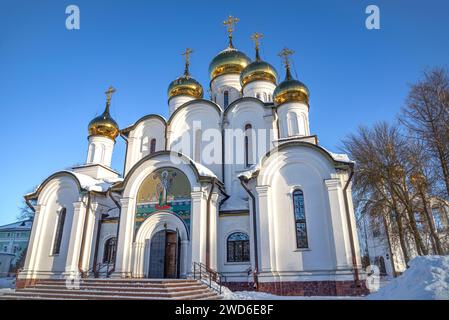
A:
399,67,449,200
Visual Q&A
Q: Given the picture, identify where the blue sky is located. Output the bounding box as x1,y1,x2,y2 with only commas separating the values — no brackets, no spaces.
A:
0,0,448,225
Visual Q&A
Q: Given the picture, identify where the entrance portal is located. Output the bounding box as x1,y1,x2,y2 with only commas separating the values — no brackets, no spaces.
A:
148,229,180,278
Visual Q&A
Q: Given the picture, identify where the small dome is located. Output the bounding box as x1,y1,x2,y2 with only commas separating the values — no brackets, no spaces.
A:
167,75,204,99
273,78,309,106
209,47,251,80
88,105,119,140
240,60,277,87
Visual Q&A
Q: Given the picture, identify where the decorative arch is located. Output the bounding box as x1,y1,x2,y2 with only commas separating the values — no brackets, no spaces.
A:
135,167,192,236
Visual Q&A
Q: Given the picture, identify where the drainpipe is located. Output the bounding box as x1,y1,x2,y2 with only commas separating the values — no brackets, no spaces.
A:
206,178,216,269
239,176,259,291
342,165,361,287
107,189,122,276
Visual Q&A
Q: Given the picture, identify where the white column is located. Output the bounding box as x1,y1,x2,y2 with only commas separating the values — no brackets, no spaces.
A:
180,240,189,278
190,190,205,265
19,204,46,279
132,242,145,278
79,202,98,272
325,179,352,270
112,197,135,278
254,185,276,273
64,201,87,276
209,192,219,270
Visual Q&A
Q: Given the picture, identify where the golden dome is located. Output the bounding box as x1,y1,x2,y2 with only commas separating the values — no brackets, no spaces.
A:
209,47,251,80
168,48,204,99
240,60,277,86
274,48,309,106
241,33,277,86
168,75,203,99
88,87,119,140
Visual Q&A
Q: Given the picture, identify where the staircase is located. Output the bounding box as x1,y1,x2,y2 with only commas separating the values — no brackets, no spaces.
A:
1,279,222,300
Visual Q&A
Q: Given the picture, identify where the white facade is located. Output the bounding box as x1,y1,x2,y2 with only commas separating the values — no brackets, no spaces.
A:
19,41,365,295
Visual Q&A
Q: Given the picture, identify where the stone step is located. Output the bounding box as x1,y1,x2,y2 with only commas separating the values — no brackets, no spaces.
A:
35,279,198,287
29,284,208,292
2,290,220,300
17,287,211,298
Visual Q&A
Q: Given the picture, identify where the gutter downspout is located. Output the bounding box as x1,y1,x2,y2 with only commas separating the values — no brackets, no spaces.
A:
107,189,122,276
206,178,217,269
342,165,361,287
239,176,259,291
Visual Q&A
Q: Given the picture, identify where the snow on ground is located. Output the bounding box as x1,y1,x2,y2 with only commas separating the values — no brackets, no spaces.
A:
226,291,362,300
0,277,16,296
0,277,15,289
368,256,449,300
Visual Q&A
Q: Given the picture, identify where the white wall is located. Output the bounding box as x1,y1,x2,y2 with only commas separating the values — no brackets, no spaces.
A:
124,117,166,175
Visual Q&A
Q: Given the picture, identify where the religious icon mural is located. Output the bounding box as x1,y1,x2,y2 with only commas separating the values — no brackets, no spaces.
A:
135,168,191,235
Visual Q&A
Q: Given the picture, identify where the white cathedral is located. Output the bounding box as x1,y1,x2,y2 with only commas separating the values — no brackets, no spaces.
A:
19,17,365,296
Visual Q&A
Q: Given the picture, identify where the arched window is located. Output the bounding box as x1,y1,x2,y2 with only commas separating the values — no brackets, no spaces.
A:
150,138,156,155
263,92,267,102
227,232,250,262
244,124,253,167
292,190,308,248
103,237,117,263
223,91,229,108
52,208,66,255
287,112,299,136
194,129,202,162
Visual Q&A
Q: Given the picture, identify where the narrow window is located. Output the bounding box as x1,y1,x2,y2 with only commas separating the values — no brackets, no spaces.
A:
223,91,229,108
256,93,261,100
293,190,308,248
287,112,299,136
263,92,267,102
52,208,66,255
103,237,117,263
227,232,250,262
194,129,202,162
150,138,156,155
244,124,253,167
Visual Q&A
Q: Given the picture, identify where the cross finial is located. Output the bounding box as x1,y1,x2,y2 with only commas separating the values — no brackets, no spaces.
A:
223,15,239,48
181,48,193,77
251,32,263,60
278,48,295,80
105,86,116,104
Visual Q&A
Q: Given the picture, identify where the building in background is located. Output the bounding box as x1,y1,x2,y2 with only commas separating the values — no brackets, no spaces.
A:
0,219,32,276
358,197,449,277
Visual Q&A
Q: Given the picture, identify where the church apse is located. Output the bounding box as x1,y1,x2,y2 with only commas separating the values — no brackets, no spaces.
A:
135,168,191,237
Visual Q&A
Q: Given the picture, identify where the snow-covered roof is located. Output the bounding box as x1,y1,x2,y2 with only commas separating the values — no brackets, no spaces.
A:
66,171,123,192
0,219,32,231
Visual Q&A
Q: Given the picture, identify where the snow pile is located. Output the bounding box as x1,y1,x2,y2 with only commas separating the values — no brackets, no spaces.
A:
368,256,449,300
0,277,15,289
68,171,123,192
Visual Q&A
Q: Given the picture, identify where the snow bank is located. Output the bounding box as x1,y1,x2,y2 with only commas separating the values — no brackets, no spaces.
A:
0,277,15,289
368,256,449,300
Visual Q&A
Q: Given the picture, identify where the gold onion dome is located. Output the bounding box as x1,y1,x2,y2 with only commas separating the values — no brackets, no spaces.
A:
209,15,251,80
273,48,309,106
168,48,204,99
240,32,277,87
88,86,120,140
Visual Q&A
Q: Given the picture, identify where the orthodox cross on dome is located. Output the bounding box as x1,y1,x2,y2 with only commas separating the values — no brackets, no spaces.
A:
223,15,239,48
104,86,116,112
278,47,295,80
181,48,193,77
251,32,263,61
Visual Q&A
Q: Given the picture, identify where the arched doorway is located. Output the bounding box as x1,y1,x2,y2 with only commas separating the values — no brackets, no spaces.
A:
148,229,181,278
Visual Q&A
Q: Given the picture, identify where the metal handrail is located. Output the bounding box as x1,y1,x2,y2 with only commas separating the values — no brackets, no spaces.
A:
192,262,227,295
82,262,113,278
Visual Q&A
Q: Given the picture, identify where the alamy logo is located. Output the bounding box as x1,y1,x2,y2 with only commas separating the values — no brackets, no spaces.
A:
66,5,80,30
365,5,381,30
